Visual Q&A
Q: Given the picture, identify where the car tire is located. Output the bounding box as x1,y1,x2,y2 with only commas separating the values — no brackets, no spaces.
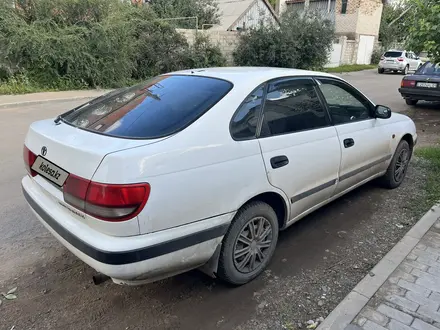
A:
217,201,279,285
378,68,384,74
406,99,418,106
380,140,411,189
402,65,409,75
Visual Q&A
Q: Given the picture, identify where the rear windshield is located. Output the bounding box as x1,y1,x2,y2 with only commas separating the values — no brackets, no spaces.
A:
416,62,440,75
384,51,402,58
62,75,233,139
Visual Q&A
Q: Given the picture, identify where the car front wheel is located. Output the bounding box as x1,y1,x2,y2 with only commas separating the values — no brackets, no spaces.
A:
217,201,279,285
380,140,411,189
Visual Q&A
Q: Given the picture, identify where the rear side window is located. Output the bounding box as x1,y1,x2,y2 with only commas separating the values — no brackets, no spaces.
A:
230,86,265,140
260,78,329,137
62,75,233,139
416,62,440,75
384,51,402,58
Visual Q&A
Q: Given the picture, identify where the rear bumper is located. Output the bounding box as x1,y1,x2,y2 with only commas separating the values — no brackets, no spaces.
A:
398,88,440,101
379,63,406,70
22,175,232,284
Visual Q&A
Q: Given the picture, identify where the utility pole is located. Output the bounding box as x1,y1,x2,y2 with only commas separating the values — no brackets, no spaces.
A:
388,5,412,27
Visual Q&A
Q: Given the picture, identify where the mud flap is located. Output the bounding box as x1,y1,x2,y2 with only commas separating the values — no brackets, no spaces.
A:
198,243,222,278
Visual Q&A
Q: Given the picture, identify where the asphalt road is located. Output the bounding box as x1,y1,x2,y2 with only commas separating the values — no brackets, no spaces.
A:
0,70,439,330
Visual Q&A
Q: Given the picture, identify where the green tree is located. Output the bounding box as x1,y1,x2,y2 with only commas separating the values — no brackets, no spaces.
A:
184,34,226,68
0,0,226,90
406,0,440,63
378,3,410,50
149,0,220,28
233,10,335,69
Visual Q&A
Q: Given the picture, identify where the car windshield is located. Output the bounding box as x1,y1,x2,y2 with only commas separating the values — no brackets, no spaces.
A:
416,62,440,75
384,51,402,58
62,75,233,139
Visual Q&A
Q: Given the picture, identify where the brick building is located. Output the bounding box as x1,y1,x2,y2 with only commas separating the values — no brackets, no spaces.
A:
276,0,384,64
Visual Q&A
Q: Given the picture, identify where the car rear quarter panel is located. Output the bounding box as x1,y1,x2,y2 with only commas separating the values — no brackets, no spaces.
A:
92,85,290,234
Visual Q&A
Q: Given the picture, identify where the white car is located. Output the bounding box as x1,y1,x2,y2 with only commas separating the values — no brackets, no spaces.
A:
378,50,423,75
22,68,417,286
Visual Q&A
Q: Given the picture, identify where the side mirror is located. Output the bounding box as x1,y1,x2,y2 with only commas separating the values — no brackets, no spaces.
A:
375,105,392,119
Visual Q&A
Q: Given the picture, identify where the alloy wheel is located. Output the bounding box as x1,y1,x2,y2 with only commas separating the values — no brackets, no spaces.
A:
233,217,273,274
394,148,409,182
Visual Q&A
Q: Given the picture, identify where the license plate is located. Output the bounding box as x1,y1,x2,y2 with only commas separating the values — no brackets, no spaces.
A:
416,82,438,88
31,156,69,187
386,60,394,63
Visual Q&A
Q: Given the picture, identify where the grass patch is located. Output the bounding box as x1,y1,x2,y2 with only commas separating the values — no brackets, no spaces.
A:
0,74,88,95
415,146,440,208
0,81,56,95
324,64,377,73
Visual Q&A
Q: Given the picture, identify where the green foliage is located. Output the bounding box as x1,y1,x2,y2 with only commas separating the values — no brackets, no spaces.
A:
415,146,440,206
130,19,190,80
0,72,86,94
379,3,410,50
233,10,335,70
185,34,226,68
371,48,384,64
149,0,220,28
406,0,440,63
0,0,226,93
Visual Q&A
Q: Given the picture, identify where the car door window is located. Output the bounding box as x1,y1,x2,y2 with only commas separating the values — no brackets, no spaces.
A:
260,78,329,137
317,79,373,125
230,85,265,140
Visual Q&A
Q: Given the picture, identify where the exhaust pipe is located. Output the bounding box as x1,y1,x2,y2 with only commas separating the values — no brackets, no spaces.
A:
92,273,111,285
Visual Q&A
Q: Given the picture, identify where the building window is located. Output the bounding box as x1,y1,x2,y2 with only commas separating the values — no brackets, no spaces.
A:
341,0,348,14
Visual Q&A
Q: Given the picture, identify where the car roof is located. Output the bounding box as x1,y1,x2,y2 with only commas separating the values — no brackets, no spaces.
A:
169,67,339,86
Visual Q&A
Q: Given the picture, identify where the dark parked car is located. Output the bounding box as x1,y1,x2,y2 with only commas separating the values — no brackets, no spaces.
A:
399,62,440,106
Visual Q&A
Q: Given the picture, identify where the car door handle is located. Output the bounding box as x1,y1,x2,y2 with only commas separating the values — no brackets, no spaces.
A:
270,155,289,169
344,138,355,148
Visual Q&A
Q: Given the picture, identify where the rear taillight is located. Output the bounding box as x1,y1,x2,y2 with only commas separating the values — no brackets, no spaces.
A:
63,175,150,221
380,56,385,61
402,79,416,88
23,145,37,177
397,57,404,62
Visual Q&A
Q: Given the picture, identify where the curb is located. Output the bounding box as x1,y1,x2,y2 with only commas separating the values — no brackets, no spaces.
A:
318,204,440,330
0,95,98,110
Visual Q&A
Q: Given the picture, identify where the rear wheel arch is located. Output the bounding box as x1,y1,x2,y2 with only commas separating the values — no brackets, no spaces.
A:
200,191,288,279
242,191,289,230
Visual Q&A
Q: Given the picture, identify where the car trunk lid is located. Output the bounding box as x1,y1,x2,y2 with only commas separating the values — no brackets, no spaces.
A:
404,75,440,89
25,119,166,181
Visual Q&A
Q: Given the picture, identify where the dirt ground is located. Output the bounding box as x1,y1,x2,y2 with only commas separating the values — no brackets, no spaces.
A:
0,71,440,330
